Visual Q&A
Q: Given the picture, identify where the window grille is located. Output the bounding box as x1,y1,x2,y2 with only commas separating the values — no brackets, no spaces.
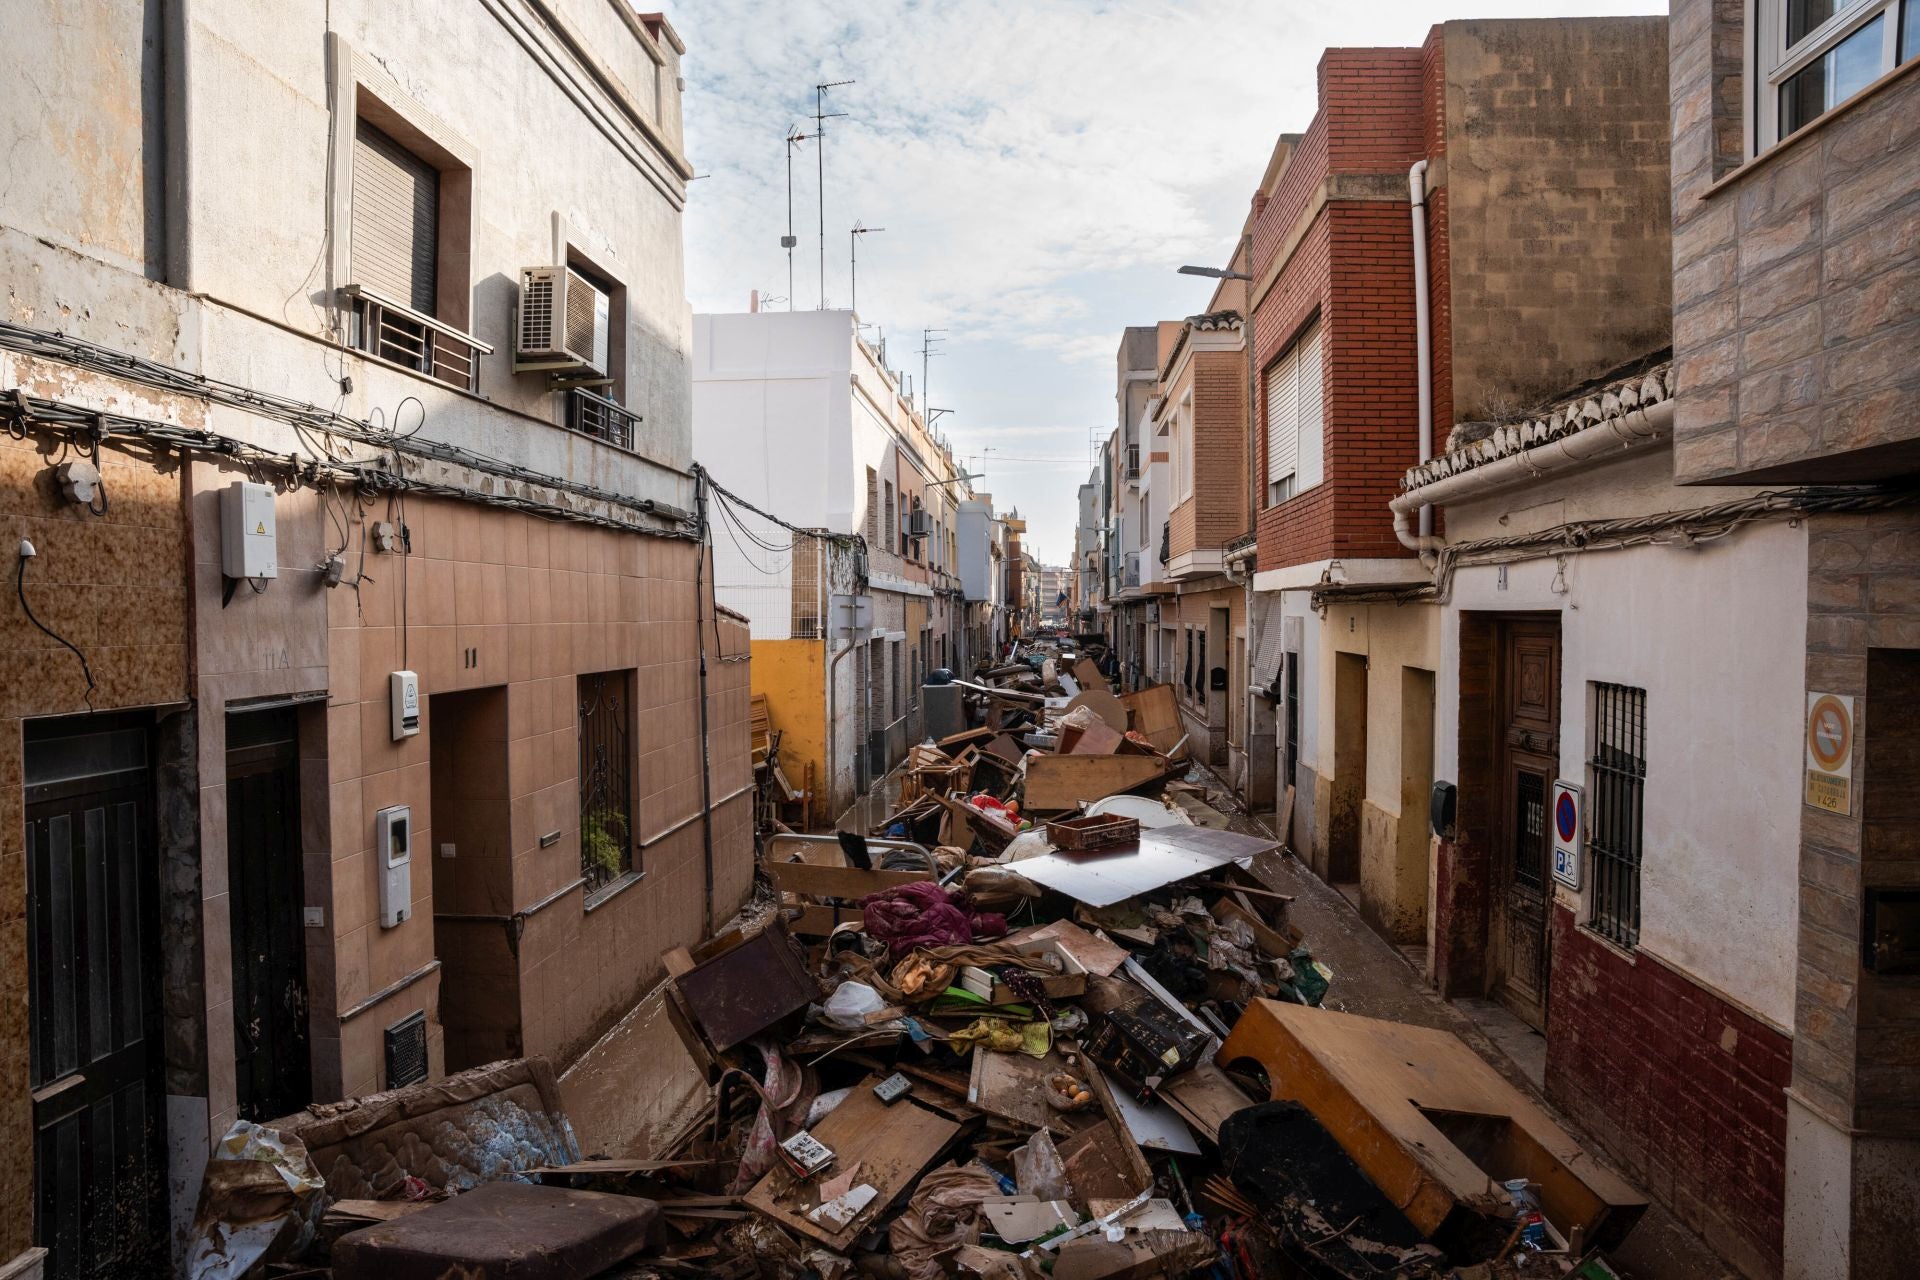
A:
578,671,635,894
1588,682,1646,946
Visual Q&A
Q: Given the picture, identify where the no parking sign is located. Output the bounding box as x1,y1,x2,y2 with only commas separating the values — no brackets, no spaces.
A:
1550,780,1582,890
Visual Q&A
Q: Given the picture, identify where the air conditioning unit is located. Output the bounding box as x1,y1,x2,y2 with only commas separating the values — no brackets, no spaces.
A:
516,265,610,375
906,508,932,538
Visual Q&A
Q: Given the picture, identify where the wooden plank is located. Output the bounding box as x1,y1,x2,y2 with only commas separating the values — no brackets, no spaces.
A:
1023,755,1171,814
1014,919,1129,977
1057,1120,1142,1208
1071,659,1105,690
768,861,931,901
782,902,868,937
1158,1063,1256,1142
968,1048,1085,1137
743,1073,961,1250
1066,1039,1155,1195
1064,716,1125,756
1118,684,1184,757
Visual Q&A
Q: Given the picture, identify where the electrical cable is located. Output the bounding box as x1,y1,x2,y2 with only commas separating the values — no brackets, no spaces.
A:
17,554,95,711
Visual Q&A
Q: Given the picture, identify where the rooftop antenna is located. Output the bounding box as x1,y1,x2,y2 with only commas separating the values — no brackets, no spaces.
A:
850,223,885,317
920,327,947,416
813,80,854,309
783,125,814,312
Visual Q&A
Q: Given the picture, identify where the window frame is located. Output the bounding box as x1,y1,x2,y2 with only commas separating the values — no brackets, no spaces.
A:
1264,317,1324,509
1753,0,1915,151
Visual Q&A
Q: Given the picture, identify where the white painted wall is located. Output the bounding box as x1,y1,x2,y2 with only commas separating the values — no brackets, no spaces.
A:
1433,448,1805,1028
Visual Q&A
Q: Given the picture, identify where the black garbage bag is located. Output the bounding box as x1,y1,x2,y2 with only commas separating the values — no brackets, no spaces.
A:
1218,1102,1448,1279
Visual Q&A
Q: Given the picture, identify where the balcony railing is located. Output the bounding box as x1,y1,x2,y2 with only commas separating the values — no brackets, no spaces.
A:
566,388,641,451
343,284,492,394
1158,520,1170,566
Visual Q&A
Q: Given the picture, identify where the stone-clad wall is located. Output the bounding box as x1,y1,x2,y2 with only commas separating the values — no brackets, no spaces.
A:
1670,0,1920,484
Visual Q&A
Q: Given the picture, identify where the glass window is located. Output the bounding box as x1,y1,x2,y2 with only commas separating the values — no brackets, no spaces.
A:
1781,13,1886,134
1761,0,1910,148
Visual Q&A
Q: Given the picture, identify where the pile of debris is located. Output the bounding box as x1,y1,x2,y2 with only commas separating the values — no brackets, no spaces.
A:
188,642,1649,1280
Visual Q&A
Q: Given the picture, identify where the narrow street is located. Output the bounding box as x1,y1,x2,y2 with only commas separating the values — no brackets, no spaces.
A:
2,1,1914,1278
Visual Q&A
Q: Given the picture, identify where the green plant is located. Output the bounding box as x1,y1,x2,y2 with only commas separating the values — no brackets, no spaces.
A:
582,807,629,880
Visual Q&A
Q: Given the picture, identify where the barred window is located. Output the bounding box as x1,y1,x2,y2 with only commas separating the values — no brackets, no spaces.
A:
1587,682,1646,946
579,671,636,895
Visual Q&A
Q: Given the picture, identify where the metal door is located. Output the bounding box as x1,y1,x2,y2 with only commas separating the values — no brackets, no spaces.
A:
1492,620,1559,1030
26,717,165,1280
226,709,312,1122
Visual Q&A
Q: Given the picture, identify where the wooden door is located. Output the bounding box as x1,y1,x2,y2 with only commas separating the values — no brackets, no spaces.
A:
226,709,312,1122
26,718,166,1280
1492,620,1559,1030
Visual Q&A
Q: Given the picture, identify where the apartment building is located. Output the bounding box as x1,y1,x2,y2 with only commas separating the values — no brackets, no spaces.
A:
1154,285,1252,778
1106,328,1161,684
1660,4,1920,1274
1,5,756,1275
1247,22,1671,950
694,308,984,816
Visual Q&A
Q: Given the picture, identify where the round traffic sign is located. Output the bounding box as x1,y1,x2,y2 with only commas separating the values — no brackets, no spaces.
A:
1808,694,1851,771
1554,789,1578,843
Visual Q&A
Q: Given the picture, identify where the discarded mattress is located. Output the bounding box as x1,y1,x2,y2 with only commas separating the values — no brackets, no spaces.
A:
330,1181,656,1280
267,1057,580,1201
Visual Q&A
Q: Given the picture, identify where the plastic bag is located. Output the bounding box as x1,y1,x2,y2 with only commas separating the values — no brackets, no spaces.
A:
821,981,889,1029
1013,1129,1074,1202
806,1086,853,1128
184,1121,326,1280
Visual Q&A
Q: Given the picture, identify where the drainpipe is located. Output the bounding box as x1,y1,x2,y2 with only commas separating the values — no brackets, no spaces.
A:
1408,160,1434,543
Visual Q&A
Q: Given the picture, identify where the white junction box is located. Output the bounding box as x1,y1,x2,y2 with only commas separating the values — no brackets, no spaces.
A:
220,480,278,579
375,805,412,928
390,670,420,740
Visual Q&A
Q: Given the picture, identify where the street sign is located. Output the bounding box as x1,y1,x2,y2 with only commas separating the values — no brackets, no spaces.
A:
1550,780,1582,890
1805,690,1854,815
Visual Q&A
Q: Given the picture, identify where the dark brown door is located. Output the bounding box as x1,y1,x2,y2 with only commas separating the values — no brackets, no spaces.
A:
26,717,166,1280
1492,619,1560,1030
227,708,312,1121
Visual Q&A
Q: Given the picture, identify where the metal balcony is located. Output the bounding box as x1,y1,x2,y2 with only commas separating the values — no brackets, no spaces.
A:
343,284,492,394
566,388,641,451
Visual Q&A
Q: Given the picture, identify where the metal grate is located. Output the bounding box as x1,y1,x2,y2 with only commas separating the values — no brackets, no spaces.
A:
1513,770,1547,891
566,387,639,451
578,671,635,893
384,1011,428,1088
1588,682,1646,946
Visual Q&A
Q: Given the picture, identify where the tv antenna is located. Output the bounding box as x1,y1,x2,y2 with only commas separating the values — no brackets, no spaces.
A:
783,126,814,312
812,80,853,309
850,223,885,317
919,327,947,417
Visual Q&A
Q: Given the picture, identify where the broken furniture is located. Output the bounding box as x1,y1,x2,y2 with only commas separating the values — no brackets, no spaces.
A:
330,1181,657,1280
1218,1000,1648,1251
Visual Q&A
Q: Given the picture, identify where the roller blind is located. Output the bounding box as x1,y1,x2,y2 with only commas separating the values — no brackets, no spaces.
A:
1264,319,1323,501
352,121,439,315
1265,352,1297,490
1294,322,1324,491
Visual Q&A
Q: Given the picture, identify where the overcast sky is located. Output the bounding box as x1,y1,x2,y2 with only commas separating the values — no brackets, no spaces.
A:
674,1,1665,564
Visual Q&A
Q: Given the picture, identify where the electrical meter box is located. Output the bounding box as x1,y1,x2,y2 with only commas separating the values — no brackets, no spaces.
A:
390,670,420,740
220,480,278,579
375,805,412,928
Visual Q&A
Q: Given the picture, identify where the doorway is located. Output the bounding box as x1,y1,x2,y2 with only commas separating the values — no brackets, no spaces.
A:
1491,618,1560,1031
1329,652,1368,885
226,707,312,1121
429,687,517,1072
26,715,166,1280
1397,667,1437,946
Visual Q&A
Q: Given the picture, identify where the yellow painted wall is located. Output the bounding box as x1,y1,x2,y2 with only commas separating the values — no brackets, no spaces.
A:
751,638,827,824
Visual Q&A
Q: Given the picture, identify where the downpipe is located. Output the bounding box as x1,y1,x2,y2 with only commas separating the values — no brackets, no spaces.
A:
1409,159,1434,546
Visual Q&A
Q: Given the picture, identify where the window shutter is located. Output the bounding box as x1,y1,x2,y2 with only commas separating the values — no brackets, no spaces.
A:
1265,350,1298,489
1294,321,1324,492
352,122,439,315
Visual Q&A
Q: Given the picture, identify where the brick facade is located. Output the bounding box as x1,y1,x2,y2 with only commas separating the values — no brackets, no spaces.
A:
1548,907,1790,1277
1252,48,1424,576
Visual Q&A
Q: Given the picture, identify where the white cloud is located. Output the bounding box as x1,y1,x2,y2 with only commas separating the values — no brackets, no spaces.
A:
672,0,1664,561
